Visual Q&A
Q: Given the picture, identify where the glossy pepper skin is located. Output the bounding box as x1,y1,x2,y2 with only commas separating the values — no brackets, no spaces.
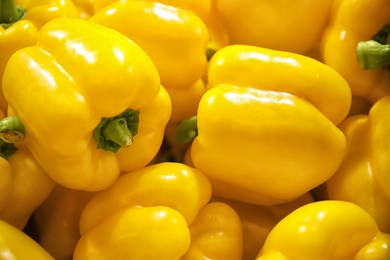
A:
2,17,171,191
326,95,390,233
321,0,390,103
0,218,54,260
89,0,209,89
256,200,390,260
0,0,79,113
74,162,212,260
190,44,351,205
210,0,333,55
0,109,55,230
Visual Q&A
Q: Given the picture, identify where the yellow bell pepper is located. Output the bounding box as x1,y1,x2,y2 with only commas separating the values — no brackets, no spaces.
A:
0,109,55,230
256,200,390,260
209,0,333,55
74,162,212,259
34,185,95,260
1,17,171,191
181,201,243,260
92,0,211,22
89,0,209,89
326,95,390,233
180,44,350,205
321,0,390,103
0,0,79,113
211,193,314,260
0,218,55,260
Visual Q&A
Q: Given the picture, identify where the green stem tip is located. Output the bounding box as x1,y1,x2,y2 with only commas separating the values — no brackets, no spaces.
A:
0,139,17,159
356,40,390,70
0,116,25,143
93,109,139,153
175,116,198,144
0,0,26,29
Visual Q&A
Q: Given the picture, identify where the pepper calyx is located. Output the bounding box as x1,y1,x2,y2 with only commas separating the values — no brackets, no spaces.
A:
93,109,139,153
175,116,198,144
0,0,26,29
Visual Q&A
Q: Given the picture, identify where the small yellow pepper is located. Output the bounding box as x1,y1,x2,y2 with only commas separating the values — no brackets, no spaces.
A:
209,0,333,55
0,218,54,260
183,44,350,205
0,0,79,113
74,162,212,259
321,0,390,103
33,185,95,260
182,201,243,260
1,17,171,191
256,200,390,260
89,0,209,89
0,109,55,230
326,95,390,233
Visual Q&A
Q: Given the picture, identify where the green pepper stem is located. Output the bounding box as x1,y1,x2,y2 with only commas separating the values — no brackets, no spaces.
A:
356,40,390,69
175,116,198,144
206,47,217,61
0,116,25,143
0,139,17,159
0,0,26,29
93,109,139,153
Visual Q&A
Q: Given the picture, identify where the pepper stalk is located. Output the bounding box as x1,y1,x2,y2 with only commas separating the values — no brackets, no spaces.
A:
0,0,26,29
0,116,25,143
175,116,198,144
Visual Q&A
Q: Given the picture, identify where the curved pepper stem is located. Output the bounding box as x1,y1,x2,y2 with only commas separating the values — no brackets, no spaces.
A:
356,40,390,69
206,47,217,61
93,109,139,153
175,116,198,144
0,0,26,29
0,116,26,143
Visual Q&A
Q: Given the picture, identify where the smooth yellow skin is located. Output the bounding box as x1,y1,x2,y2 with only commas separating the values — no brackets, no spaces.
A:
33,185,96,260
207,44,352,125
192,85,347,204
76,162,211,259
211,193,314,260
321,0,390,103
0,218,54,260
182,202,243,260
92,0,211,21
326,107,390,232
211,0,333,55
2,17,169,191
79,162,212,234
255,200,390,260
166,79,206,123
74,206,190,260
90,0,209,89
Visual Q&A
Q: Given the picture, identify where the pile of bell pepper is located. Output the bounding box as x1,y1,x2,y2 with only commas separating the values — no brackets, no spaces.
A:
1,0,389,259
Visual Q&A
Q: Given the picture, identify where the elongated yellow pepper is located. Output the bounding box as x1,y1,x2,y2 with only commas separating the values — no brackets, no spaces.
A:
256,200,390,260
188,44,351,205
74,162,211,259
1,17,171,191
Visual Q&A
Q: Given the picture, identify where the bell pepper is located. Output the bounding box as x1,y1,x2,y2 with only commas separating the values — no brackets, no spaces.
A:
179,44,351,205
33,184,95,260
1,17,171,191
0,218,55,260
211,193,314,260
0,0,79,113
326,95,390,233
89,0,209,89
181,201,243,260
74,162,212,260
0,109,55,230
256,200,390,260
92,0,211,22
321,0,390,103
209,0,333,55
